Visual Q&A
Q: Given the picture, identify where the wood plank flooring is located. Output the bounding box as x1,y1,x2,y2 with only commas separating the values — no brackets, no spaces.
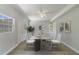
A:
8,41,78,55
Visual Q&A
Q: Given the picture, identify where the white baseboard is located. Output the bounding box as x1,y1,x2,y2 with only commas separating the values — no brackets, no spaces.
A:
3,41,22,55
62,42,79,54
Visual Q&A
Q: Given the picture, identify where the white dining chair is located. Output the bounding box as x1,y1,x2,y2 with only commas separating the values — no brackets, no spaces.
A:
51,32,61,48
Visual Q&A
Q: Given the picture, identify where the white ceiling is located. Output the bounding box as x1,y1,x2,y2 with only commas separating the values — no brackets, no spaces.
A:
18,4,68,21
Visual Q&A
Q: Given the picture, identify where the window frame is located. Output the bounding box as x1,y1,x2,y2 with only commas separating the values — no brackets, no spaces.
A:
0,13,15,34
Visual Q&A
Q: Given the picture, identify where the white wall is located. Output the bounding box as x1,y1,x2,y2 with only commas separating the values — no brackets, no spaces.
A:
30,19,50,37
56,5,79,53
30,19,57,40
0,4,28,54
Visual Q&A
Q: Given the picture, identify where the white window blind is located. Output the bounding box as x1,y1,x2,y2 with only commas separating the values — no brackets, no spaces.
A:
0,14,15,33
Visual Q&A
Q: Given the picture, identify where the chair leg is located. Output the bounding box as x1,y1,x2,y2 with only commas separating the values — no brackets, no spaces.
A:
52,43,60,48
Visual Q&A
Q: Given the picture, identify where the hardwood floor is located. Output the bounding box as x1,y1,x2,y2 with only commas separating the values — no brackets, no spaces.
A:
8,41,78,55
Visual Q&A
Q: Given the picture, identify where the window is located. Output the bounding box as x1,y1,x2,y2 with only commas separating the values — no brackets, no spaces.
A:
0,14,15,33
52,22,56,32
49,22,56,32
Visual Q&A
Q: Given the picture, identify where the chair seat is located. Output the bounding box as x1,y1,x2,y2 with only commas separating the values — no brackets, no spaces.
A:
51,40,60,44
27,40,35,43
27,36,39,44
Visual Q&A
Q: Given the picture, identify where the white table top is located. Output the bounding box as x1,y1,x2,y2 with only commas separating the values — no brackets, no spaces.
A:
30,36,51,40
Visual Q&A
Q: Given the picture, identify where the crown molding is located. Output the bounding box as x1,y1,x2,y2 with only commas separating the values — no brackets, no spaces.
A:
50,5,76,22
